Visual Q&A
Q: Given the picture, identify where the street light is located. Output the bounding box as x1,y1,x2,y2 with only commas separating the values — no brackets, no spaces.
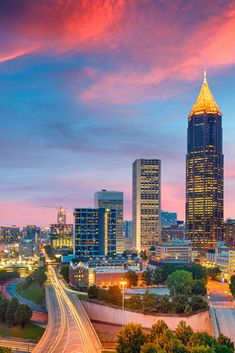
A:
120,280,127,327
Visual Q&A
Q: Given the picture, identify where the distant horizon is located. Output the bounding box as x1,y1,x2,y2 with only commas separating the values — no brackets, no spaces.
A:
1,1,235,226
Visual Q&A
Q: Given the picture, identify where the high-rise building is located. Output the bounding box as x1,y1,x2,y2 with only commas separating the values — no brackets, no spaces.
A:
224,219,235,246
94,190,123,254
22,225,40,243
123,220,132,238
50,206,73,250
161,211,177,229
186,71,224,249
57,206,66,224
73,208,117,257
132,159,161,252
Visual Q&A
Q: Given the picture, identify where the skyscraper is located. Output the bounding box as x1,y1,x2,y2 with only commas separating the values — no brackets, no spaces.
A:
132,159,161,252
57,205,66,224
186,71,224,250
94,190,124,254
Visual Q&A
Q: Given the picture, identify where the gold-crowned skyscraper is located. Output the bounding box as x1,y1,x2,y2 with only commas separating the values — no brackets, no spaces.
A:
186,71,224,249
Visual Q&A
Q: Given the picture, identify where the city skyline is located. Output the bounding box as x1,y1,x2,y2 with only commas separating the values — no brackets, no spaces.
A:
1,1,235,226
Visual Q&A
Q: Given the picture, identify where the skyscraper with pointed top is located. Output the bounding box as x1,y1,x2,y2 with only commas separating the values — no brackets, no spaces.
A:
186,71,223,249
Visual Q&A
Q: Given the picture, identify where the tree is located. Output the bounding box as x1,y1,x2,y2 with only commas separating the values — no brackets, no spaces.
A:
142,269,153,286
0,348,12,353
190,347,214,353
60,266,69,282
107,285,122,306
175,321,193,346
190,296,208,311
140,343,161,353
171,295,191,314
149,320,168,341
14,304,32,328
207,267,221,280
216,334,234,353
189,332,217,349
192,279,207,296
35,268,47,286
125,294,142,311
0,298,8,321
116,322,146,353
87,285,99,299
5,298,19,326
229,275,235,297
187,264,207,280
166,270,193,296
142,293,158,314
125,270,138,287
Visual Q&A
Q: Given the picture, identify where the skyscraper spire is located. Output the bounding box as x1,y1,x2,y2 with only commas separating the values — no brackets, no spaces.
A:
189,71,221,117
203,69,207,83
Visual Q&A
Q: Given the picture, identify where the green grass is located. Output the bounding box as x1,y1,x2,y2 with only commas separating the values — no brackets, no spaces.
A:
16,281,45,306
0,321,45,340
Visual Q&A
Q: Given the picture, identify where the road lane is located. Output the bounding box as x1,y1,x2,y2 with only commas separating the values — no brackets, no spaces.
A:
33,265,101,353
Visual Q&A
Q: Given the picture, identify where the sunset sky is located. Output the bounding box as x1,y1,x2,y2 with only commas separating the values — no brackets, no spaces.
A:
0,0,235,226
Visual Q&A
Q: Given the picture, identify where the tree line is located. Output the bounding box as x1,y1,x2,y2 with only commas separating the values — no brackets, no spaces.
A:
0,270,20,284
117,320,234,353
23,267,47,289
0,297,32,328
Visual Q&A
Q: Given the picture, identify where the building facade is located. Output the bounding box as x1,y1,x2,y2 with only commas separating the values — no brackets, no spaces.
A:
73,208,117,257
22,225,40,244
50,223,73,249
186,71,224,249
161,211,177,229
132,159,161,252
94,190,124,254
155,240,192,262
224,219,235,246
215,242,235,279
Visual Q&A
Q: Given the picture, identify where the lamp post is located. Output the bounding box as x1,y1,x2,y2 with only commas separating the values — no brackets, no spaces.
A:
120,280,127,327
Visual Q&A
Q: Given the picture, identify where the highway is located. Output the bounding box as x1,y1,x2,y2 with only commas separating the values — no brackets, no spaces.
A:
208,280,235,343
33,265,102,353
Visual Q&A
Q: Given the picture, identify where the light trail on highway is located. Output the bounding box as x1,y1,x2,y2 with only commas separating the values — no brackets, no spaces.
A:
33,265,102,353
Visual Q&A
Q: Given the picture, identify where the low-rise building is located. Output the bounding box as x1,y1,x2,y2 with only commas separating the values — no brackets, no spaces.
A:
69,256,143,289
215,242,235,279
154,240,192,262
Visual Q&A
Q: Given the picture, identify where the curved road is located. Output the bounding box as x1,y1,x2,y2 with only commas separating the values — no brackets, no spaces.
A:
33,266,102,353
2,279,47,322
208,280,235,343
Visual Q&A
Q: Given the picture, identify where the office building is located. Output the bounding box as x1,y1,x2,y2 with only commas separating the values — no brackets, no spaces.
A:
186,71,223,249
22,225,40,243
50,223,73,249
155,240,192,262
224,219,235,246
73,208,117,257
94,190,124,254
161,211,177,229
0,226,20,244
132,159,161,252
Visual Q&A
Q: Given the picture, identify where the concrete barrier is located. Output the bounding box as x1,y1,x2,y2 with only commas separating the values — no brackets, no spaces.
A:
81,300,213,335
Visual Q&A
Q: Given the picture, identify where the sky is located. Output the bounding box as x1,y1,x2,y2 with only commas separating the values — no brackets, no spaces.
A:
0,0,235,227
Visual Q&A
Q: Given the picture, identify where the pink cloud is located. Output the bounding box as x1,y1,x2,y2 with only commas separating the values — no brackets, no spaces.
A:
80,6,235,104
